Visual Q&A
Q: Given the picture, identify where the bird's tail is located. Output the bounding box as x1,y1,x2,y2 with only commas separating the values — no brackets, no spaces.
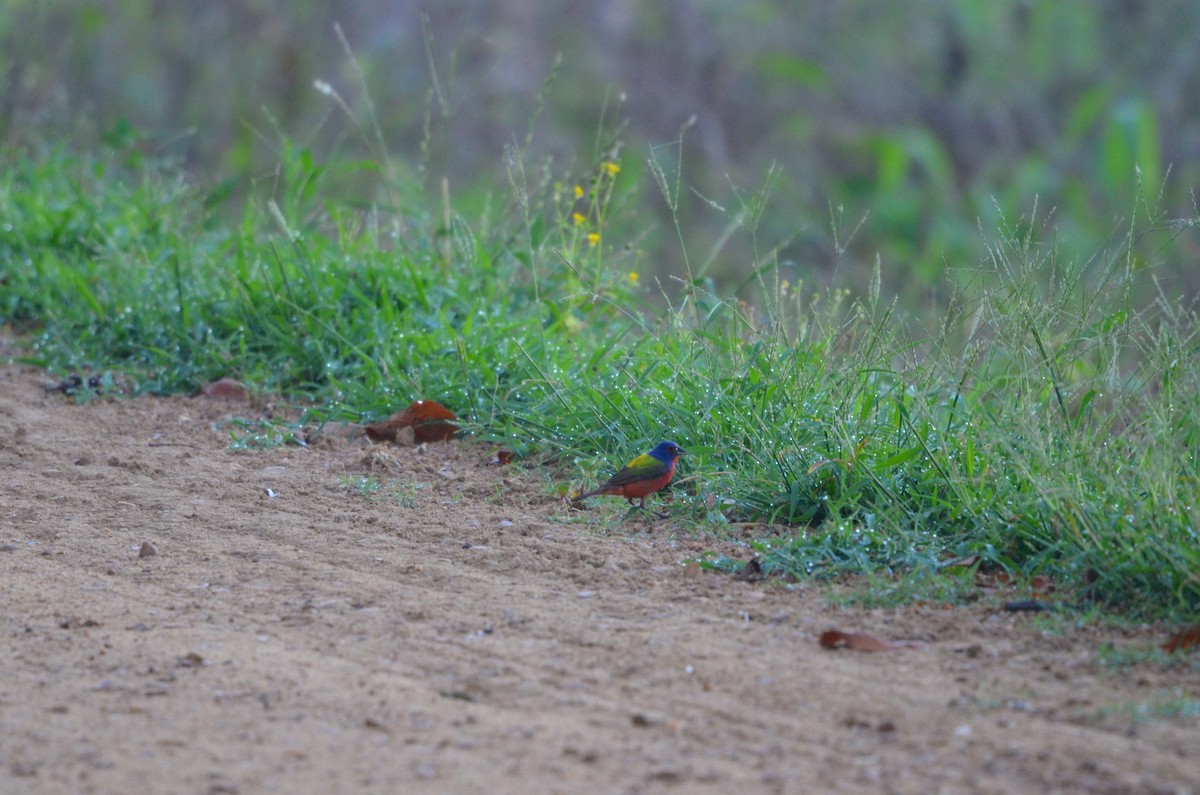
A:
570,487,600,502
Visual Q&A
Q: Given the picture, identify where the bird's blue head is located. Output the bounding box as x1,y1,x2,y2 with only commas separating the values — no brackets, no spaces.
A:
649,441,686,462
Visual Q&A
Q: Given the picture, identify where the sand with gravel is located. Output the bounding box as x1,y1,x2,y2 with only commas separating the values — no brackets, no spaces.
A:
1,362,1197,794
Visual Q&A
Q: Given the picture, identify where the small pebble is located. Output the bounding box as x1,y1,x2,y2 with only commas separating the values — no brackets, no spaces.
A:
138,541,159,558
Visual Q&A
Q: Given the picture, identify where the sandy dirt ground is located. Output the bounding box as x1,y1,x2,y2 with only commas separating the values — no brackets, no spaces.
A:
1,361,1198,795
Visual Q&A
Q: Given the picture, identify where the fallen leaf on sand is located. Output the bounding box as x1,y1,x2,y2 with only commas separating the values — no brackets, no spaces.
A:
1162,625,1200,653
201,378,248,401
819,629,921,652
364,400,457,444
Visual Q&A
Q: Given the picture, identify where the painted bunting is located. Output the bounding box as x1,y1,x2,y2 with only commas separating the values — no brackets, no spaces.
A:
572,441,686,510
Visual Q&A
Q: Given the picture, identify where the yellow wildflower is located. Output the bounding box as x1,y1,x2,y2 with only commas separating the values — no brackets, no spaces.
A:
627,271,639,284
573,184,584,199
572,212,586,226
587,232,601,246
602,162,620,175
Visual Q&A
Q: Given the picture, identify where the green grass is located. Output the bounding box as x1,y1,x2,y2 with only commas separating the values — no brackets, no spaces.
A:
3,138,1199,621
1095,642,1200,672
338,475,423,507
220,418,307,451
823,567,982,610
9,5,1200,308
1097,693,1200,725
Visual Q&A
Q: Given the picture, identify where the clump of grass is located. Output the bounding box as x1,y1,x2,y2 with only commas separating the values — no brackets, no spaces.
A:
338,475,423,507
219,418,307,450
1097,693,1200,724
1095,642,1200,672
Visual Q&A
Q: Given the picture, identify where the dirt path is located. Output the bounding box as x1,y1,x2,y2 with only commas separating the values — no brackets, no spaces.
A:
1,363,1196,794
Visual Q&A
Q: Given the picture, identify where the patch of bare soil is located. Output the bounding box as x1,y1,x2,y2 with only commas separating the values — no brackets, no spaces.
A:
1,363,1197,795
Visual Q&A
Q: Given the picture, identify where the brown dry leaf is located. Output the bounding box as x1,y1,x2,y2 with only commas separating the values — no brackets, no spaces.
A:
364,400,457,444
819,629,921,653
491,449,514,465
975,570,1012,591
1161,625,1200,654
201,378,248,401
1029,575,1055,597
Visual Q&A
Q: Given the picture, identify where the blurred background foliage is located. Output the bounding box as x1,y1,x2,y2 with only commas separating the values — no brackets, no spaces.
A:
3,0,1199,307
